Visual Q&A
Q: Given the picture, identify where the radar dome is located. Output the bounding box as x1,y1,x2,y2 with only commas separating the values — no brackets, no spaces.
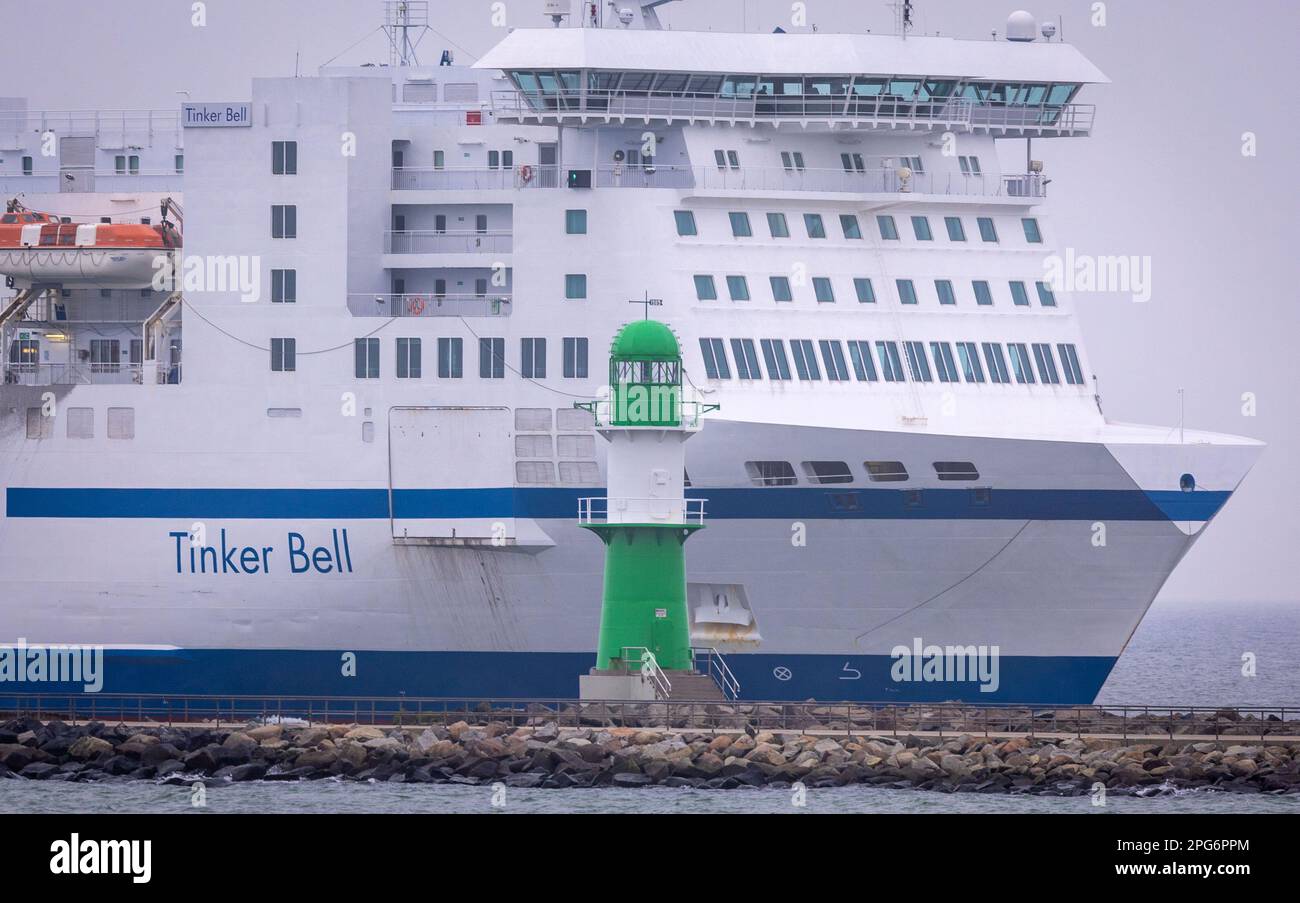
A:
1006,10,1037,42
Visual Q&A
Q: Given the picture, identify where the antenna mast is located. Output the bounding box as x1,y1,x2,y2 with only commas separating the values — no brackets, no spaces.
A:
889,0,915,38
383,1,432,67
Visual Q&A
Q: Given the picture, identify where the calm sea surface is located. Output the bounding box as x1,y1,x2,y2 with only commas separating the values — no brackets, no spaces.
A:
2,601,1297,814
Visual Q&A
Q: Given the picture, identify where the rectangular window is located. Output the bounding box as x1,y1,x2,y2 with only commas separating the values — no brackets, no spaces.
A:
479,337,505,379
1022,217,1043,243
767,212,790,238
271,337,296,372
904,341,933,382
840,215,863,239
21,156,33,176
730,339,760,380
803,461,853,485
877,215,899,241
1036,281,1058,307
930,342,959,383
866,461,909,483
433,150,445,169
727,150,740,170
354,337,379,378
746,461,797,487
973,280,993,307
935,462,980,482
983,343,1011,384
729,212,752,237
1058,343,1085,385
434,215,447,234
566,209,588,234
438,337,463,378
726,275,750,301
819,340,850,381
699,338,730,380
174,154,184,174
840,152,855,174
271,269,296,303
89,339,120,373
129,155,140,175
790,340,821,381
945,217,966,241
396,337,422,378
714,149,727,169
977,216,999,243
272,140,298,175
66,407,94,440
487,150,500,169
1010,281,1031,307
562,337,588,378
474,278,488,298
935,279,957,306
897,279,918,305
957,342,986,383
565,274,587,300
876,341,905,382
1009,343,1035,384
853,278,876,304
782,151,795,172
674,210,697,236
804,214,826,239
520,337,547,379
271,205,297,239
832,340,873,383
693,274,718,301
115,155,127,175
911,216,933,241
107,407,134,440
813,277,835,303
769,276,793,303
1032,342,1060,384
760,339,792,380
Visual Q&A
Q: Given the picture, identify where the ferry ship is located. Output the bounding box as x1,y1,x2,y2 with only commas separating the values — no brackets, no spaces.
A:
0,1,1262,704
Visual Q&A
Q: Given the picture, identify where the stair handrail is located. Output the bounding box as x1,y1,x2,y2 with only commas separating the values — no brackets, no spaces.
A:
621,646,671,700
692,646,741,700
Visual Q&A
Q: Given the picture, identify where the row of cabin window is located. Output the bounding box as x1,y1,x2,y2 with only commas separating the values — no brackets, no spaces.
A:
269,336,591,380
6,338,145,372
694,274,1057,308
723,150,983,178
25,406,135,440
746,460,981,487
675,209,1042,244
698,337,1086,386
15,155,185,175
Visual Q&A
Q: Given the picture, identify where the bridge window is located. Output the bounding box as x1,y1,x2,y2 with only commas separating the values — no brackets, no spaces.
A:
791,340,821,381
699,338,730,380
271,338,296,373
1032,343,1060,384
945,217,967,241
769,276,793,303
1036,281,1058,307
729,211,752,237
746,461,797,487
983,343,1011,384
847,341,878,381
673,210,696,236
819,340,850,381
877,215,899,240
1058,343,1085,385
1010,281,1031,307
930,342,959,383
726,275,750,301
1022,217,1043,243
865,461,909,483
903,341,932,382
731,339,761,380
854,278,876,303
521,337,546,379
803,461,853,485
694,275,717,301
911,216,933,241
876,341,905,382
813,277,835,303
804,214,826,239
563,337,588,379
840,215,863,239
977,217,999,243
767,212,790,238
957,342,985,383
1008,343,1035,384
437,337,463,378
760,339,792,380
936,280,957,306
934,462,980,481
896,279,918,305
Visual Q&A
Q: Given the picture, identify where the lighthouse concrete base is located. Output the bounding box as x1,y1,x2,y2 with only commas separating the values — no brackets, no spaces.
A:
579,671,659,701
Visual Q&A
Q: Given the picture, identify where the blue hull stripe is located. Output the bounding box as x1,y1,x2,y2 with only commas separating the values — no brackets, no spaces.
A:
0,648,1119,706
6,487,1229,522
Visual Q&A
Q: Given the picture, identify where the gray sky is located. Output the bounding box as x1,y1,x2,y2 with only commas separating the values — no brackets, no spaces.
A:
6,0,1297,604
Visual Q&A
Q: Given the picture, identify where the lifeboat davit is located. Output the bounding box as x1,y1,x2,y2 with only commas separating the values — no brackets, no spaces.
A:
0,199,181,289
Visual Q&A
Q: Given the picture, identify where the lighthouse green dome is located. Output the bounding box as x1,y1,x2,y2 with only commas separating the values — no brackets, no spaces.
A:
610,320,680,361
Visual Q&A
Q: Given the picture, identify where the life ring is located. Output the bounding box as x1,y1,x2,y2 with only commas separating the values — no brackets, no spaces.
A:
519,164,535,184
407,295,426,316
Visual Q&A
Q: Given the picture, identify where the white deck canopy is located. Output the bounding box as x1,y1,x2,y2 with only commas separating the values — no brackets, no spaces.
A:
474,27,1110,84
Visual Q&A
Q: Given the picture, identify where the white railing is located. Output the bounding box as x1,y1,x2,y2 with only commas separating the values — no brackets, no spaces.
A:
0,109,181,150
347,292,511,318
692,647,741,701
391,166,517,191
578,496,707,527
491,88,1095,134
1,362,159,386
620,647,671,700
384,230,513,254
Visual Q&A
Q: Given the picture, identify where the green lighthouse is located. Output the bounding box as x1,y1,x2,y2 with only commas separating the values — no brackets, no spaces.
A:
576,320,717,699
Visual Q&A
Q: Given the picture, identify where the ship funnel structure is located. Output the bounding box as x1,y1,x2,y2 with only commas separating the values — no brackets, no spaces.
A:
576,319,719,699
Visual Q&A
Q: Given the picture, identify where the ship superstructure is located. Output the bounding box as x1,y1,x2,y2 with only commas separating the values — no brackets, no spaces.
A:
0,1,1262,703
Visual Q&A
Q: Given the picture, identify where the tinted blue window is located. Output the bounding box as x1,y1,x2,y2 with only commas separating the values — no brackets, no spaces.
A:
877,215,899,240
897,279,918,304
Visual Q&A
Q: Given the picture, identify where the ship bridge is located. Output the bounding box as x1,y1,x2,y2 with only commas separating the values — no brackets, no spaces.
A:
476,28,1106,137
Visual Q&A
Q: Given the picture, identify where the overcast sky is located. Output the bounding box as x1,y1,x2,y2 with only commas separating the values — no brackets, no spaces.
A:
5,0,1297,605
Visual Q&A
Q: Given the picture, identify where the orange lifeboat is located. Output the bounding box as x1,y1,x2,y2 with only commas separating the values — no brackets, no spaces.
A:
0,199,181,288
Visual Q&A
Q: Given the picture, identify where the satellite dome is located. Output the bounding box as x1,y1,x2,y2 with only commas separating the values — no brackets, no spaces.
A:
1006,10,1038,42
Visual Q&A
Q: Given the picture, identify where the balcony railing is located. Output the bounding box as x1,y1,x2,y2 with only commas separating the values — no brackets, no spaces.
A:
578,496,707,527
391,166,517,191
2,362,179,386
385,230,513,254
490,89,1094,135
348,292,511,318
0,109,181,150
